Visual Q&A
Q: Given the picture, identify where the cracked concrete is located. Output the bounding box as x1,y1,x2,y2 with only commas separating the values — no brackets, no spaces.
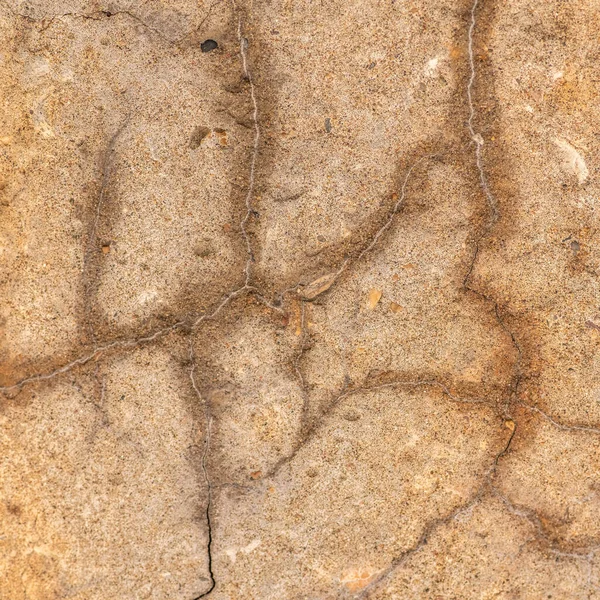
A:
1,0,600,598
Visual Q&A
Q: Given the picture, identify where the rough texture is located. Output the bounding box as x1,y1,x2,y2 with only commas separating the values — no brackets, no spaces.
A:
1,0,599,598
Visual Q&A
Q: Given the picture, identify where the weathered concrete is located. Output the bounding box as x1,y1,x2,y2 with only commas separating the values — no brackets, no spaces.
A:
1,0,599,598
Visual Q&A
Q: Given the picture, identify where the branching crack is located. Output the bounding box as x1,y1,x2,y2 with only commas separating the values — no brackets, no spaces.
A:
355,2,600,594
358,419,518,598
4,0,599,595
0,2,269,396
462,0,523,432
0,283,288,395
491,485,600,590
3,0,224,45
284,152,437,304
264,376,489,481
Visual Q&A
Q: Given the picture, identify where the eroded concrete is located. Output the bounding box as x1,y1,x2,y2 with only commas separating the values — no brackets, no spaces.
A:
1,0,599,598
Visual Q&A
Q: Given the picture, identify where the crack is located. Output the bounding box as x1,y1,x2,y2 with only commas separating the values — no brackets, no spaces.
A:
493,304,522,417
466,0,498,226
354,488,483,599
0,10,434,400
0,319,187,395
491,486,554,546
0,4,275,395
336,154,436,281
184,15,263,592
0,281,289,395
353,3,525,595
461,0,521,400
264,376,491,481
189,340,216,599
518,402,600,435
358,478,600,599
4,0,597,594
357,493,486,598
461,0,523,433
352,4,600,594
191,285,247,329
276,152,438,305
3,1,224,45
491,486,600,571
358,418,517,598
233,4,260,287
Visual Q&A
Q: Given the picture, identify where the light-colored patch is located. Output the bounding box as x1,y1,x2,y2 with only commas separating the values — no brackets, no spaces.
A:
137,289,159,304
25,57,51,80
554,138,589,184
472,132,484,146
424,57,439,77
34,120,55,138
225,539,262,564
341,568,378,592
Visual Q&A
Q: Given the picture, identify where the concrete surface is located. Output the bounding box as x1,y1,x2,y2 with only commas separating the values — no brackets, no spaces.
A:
1,0,599,598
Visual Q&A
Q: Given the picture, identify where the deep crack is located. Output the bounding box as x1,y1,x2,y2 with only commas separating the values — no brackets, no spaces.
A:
189,340,216,599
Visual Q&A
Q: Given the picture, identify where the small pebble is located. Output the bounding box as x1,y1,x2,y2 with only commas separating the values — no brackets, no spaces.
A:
366,288,382,310
389,301,402,313
300,272,337,300
201,39,218,53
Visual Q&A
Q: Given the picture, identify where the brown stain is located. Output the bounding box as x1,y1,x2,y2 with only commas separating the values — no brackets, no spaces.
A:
174,0,254,331
548,73,599,114
466,0,600,561
247,0,484,297
0,4,254,388
493,406,600,552
3,0,599,596
0,19,87,387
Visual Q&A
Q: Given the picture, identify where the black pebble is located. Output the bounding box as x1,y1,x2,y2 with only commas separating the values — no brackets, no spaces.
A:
201,39,218,53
